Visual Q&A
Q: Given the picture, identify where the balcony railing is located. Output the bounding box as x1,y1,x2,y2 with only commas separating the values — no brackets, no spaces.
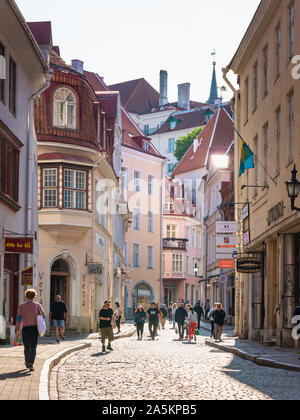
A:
163,238,188,250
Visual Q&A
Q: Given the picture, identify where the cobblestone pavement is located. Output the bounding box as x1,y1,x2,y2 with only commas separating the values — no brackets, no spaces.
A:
50,324,300,400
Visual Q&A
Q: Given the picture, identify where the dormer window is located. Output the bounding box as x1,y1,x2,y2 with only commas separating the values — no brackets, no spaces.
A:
142,140,149,152
170,120,177,130
53,87,77,129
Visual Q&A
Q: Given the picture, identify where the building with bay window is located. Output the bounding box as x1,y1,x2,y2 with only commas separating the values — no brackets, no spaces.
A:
30,22,129,333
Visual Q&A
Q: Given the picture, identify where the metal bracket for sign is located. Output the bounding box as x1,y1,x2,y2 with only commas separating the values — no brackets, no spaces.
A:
4,230,36,239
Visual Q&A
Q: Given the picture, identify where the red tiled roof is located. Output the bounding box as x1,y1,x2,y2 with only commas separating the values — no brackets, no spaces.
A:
172,108,234,176
27,21,52,45
49,48,70,67
96,92,119,119
38,153,94,165
157,108,208,134
85,71,165,159
109,78,160,115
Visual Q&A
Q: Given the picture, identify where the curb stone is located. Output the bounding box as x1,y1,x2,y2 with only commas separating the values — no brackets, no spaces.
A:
41,326,136,400
39,342,92,400
205,339,300,373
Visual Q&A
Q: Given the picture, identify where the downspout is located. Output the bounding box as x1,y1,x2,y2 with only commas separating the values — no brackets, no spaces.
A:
204,214,209,303
222,66,240,337
27,70,53,290
160,159,168,303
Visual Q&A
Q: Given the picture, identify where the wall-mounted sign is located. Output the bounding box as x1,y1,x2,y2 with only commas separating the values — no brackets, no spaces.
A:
5,238,33,254
267,201,284,226
21,267,33,286
87,263,103,275
95,233,106,249
216,222,239,234
237,256,262,273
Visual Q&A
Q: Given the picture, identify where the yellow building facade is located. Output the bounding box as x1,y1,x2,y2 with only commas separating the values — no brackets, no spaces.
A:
225,0,300,347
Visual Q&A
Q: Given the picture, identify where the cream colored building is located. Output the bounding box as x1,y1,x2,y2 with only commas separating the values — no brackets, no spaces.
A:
224,0,300,347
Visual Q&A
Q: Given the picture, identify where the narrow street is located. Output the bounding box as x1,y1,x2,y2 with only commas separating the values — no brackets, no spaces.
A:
50,324,300,401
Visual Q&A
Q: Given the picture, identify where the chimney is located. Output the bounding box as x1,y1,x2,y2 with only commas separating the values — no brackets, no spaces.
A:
71,59,84,75
178,83,191,110
159,70,168,107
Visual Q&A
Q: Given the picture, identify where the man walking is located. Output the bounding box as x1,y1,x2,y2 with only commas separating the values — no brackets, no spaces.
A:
175,302,187,341
194,301,204,331
50,295,68,344
147,302,160,340
212,303,226,342
99,301,115,352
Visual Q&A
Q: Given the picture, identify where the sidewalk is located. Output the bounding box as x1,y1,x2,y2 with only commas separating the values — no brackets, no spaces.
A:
201,321,300,373
0,323,136,400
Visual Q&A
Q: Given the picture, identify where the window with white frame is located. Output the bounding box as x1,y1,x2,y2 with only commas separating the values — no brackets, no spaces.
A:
143,140,149,152
166,225,176,239
53,88,77,129
166,163,175,176
148,175,154,195
122,168,129,190
43,168,57,208
147,246,154,269
134,171,141,192
172,254,183,273
133,243,140,268
133,208,141,230
148,211,154,233
64,169,87,209
124,241,128,267
168,138,175,153
186,256,190,275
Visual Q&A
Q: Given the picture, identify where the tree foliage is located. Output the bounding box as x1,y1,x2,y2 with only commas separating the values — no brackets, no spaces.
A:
174,127,204,163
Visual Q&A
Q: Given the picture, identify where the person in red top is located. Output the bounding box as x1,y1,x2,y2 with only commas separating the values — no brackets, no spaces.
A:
15,289,46,372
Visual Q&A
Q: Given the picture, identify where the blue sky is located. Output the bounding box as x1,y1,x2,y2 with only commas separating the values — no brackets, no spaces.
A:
17,0,260,103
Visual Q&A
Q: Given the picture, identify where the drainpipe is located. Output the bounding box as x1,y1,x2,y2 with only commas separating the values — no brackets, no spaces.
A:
160,159,168,303
204,214,209,303
222,66,240,337
27,70,53,291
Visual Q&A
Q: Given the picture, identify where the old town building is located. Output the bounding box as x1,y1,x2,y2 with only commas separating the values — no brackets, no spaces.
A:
30,23,129,333
0,1,50,338
225,0,300,347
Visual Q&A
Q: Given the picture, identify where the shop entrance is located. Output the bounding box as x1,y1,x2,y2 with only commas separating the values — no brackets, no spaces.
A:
132,283,152,312
50,259,70,313
4,254,19,324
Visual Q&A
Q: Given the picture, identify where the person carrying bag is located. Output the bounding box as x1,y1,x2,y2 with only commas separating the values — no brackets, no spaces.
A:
15,289,46,372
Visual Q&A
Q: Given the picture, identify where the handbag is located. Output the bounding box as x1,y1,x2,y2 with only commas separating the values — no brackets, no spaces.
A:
36,303,46,337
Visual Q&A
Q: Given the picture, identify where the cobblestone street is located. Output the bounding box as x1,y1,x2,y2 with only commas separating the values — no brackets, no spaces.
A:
50,324,300,400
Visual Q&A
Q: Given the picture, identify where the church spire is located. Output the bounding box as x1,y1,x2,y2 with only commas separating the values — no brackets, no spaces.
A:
207,62,218,104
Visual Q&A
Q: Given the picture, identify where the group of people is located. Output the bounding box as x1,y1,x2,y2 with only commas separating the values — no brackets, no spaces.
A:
133,300,226,343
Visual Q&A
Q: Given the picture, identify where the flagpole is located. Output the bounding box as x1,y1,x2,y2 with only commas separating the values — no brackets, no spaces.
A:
233,126,277,186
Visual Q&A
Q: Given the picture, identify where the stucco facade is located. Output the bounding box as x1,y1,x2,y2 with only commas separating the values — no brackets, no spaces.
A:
227,0,300,347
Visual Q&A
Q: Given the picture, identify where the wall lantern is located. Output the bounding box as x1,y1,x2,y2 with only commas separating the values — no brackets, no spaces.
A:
286,165,300,212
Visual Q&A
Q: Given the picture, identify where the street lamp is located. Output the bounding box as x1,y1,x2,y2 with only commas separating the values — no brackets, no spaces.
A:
286,165,300,212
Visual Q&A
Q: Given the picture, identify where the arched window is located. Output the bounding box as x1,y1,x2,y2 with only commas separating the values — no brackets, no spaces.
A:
53,88,77,129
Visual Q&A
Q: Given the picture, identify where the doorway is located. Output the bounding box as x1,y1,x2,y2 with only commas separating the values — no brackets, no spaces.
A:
50,259,70,316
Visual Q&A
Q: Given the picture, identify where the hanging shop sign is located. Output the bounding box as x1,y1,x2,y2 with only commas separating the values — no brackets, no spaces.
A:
219,274,228,284
237,256,262,273
243,230,250,246
5,238,33,254
219,260,235,269
216,222,239,234
21,267,33,286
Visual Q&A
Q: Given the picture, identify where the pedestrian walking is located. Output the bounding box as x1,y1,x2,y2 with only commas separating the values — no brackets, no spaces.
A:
171,303,177,329
207,304,217,339
212,303,226,342
160,304,167,329
99,301,115,352
147,302,160,340
204,299,210,320
175,302,187,341
114,302,122,334
187,307,198,342
184,304,191,340
168,304,173,324
194,301,204,331
134,305,146,340
49,295,68,344
15,289,46,372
